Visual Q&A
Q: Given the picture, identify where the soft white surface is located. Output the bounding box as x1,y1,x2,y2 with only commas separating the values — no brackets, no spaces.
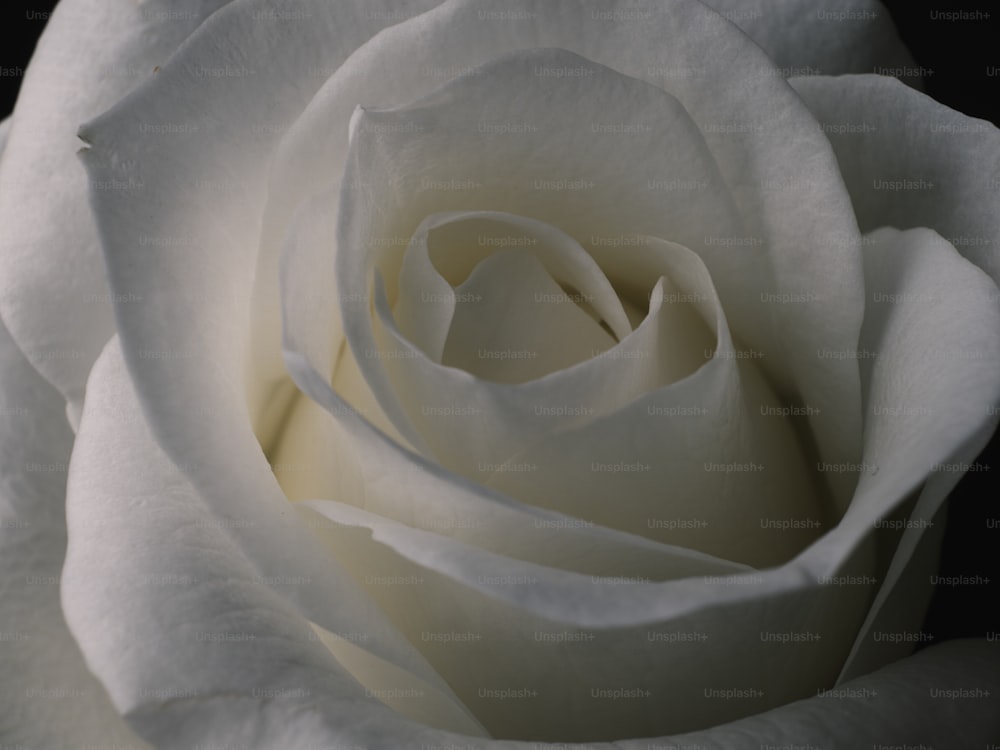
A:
793,74,1000,285
0,0,234,425
0,314,148,747
10,0,991,746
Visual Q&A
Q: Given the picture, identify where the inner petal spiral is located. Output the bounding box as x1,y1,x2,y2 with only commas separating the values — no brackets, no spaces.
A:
393,211,633,381
320,49,834,566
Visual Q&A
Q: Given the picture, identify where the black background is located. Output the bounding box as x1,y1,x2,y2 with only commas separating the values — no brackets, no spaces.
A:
1,2,57,116
1,2,998,643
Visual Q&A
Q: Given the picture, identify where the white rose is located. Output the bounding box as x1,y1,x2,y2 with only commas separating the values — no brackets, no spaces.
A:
2,1,999,748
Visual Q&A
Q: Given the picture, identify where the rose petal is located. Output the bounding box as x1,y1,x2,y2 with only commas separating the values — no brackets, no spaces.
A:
278,202,762,577
831,227,1000,679
352,225,826,564
76,0,860,576
328,47,837,524
76,0,445,553
42,329,1000,750
73,0,461,706
481,355,826,567
786,227,1000,658
637,638,1000,750
0,0,234,424
394,211,631,365
0,316,147,748
296,512,1000,748
360,228,720,484
286,226,1000,739
62,339,486,741
281,349,752,580
700,0,920,84
790,74,1000,284
272,0,864,509
439,248,618,380
259,5,911,489
275,190,750,580
335,48,738,458
297,498,876,741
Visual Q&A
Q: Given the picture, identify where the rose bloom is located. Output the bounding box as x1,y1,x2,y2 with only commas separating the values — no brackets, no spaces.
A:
1,0,999,748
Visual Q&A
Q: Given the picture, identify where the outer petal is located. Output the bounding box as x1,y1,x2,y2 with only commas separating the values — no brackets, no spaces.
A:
297,494,876,741
75,0,446,586
62,339,486,744
835,227,1000,678
58,325,472,708
75,0,454,686
0,316,147,748
0,0,234,425
791,74,1000,284
646,639,1000,750
700,0,919,84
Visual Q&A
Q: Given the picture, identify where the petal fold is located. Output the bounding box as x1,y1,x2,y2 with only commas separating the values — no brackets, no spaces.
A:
75,0,445,578
298,497,876,741
832,227,1000,678
0,0,234,418
0,316,146,748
